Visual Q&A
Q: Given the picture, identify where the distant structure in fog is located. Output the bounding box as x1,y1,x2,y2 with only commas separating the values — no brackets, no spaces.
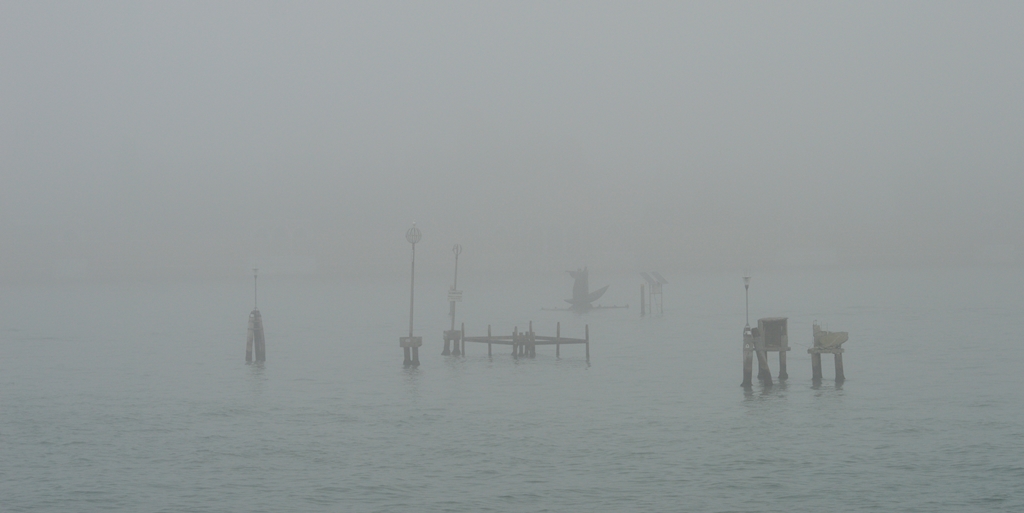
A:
810,322,849,384
245,268,266,363
639,272,666,317
742,317,790,388
549,267,626,313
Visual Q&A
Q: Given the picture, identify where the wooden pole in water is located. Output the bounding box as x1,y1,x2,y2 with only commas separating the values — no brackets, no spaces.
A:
585,324,590,362
252,310,265,362
755,348,772,385
512,327,518,357
834,351,845,382
811,352,822,382
556,322,560,358
741,331,753,387
778,350,788,381
246,314,254,362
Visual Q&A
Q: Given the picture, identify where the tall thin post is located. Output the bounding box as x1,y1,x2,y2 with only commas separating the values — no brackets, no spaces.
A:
743,274,750,329
402,224,422,367
585,324,590,362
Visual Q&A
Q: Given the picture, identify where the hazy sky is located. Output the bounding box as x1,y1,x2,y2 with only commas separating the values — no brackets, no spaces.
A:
2,1,1022,282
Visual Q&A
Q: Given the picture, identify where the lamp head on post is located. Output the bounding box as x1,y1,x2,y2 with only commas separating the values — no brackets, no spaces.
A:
406,223,421,245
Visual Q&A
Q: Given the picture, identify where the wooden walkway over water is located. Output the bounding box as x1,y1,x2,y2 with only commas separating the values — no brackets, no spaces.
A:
458,321,590,361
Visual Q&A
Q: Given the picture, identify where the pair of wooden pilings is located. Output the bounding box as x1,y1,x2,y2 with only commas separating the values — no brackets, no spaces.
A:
245,308,266,363
511,322,536,358
442,323,465,356
740,328,787,387
809,347,845,383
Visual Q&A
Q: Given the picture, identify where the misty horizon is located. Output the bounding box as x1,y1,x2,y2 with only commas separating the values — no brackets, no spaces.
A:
3,2,1022,283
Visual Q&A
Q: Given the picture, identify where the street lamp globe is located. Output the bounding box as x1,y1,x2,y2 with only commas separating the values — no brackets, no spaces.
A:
406,223,421,244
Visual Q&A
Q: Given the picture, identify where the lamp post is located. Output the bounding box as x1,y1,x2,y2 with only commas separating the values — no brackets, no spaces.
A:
743,274,751,329
401,224,422,367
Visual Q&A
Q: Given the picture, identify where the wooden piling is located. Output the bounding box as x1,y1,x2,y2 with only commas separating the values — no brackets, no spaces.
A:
741,331,753,387
834,352,845,382
246,314,254,363
404,347,412,366
556,322,560,358
585,324,590,362
755,348,772,385
250,309,266,363
811,352,822,381
778,350,788,381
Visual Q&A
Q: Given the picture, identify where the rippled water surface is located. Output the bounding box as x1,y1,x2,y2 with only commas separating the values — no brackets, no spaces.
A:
2,268,1023,512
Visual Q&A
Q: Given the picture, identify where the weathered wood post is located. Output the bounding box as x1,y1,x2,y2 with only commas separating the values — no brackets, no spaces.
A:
245,268,266,363
778,350,788,381
835,352,845,382
585,324,590,362
741,328,753,387
528,321,535,357
640,284,646,317
556,322,561,358
246,312,254,362
252,310,265,362
812,352,823,381
755,345,772,385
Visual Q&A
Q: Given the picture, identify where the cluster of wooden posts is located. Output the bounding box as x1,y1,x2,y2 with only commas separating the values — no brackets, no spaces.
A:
742,318,847,387
245,308,266,363
442,321,590,361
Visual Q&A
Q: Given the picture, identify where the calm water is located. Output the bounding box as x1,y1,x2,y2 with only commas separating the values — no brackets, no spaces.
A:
2,268,1023,512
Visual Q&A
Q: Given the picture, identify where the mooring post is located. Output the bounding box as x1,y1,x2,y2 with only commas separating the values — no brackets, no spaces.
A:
835,351,845,382
252,310,265,362
741,329,753,387
556,322,560,358
755,347,772,386
811,352,822,382
778,350,788,381
528,321,535,358
246,313,254,362
585,324,590,362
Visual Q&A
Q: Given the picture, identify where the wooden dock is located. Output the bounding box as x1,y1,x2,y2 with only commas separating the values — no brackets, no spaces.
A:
461,321,590,361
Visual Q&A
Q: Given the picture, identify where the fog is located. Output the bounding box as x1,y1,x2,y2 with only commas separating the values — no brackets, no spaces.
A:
2,1,1022,283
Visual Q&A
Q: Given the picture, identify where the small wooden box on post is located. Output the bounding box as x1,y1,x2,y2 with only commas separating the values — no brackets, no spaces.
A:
809,322,848,383
743,317,790,386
